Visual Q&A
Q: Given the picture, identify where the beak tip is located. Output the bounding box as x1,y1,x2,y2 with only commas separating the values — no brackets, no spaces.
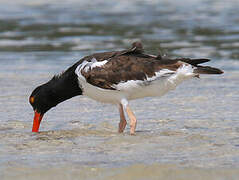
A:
32,129,39,133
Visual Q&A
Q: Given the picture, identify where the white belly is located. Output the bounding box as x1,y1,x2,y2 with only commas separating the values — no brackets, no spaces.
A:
78,74,191,104
79,79,126,104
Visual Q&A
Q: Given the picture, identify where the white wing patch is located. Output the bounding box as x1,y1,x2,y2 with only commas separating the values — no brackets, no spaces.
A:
75,58,109,75
91,59,108,69
83,58,108,73
112,65,196,91
147,69,175,81
112,69,175,91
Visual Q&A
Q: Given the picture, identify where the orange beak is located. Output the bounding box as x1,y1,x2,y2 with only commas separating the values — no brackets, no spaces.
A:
32,111,43,132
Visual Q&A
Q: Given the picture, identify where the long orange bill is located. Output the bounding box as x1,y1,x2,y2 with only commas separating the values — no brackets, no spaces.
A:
32,111,43,132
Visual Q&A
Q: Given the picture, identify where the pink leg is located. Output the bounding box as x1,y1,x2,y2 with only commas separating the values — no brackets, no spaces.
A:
118,104,127,133
125,105,137,135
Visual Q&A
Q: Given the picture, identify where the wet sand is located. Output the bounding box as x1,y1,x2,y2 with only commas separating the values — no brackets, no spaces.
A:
3,164,239,180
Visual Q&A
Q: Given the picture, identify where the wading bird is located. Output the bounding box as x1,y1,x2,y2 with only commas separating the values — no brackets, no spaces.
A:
29,42,223,135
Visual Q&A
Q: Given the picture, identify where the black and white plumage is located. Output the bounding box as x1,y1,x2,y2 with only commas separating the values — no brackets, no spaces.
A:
29,42,223,134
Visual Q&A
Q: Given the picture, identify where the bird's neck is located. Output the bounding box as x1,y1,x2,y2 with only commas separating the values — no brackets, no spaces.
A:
47,65,82,105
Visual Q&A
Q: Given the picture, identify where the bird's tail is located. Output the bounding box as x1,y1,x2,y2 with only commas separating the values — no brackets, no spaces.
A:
178,58,223,75
193,65,224,75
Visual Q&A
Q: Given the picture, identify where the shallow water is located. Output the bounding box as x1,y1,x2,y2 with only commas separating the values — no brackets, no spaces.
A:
0,0,239,179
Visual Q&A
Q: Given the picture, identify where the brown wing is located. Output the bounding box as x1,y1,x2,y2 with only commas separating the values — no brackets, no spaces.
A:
80,54,183,90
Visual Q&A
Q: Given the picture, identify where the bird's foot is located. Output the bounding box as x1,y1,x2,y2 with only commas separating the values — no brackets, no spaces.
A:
118,121,127,133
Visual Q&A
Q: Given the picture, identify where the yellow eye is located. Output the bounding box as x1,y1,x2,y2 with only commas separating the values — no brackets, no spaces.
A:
30,96,35,104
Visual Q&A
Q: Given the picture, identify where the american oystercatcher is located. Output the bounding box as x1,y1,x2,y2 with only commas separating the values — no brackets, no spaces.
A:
29,42,223,135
